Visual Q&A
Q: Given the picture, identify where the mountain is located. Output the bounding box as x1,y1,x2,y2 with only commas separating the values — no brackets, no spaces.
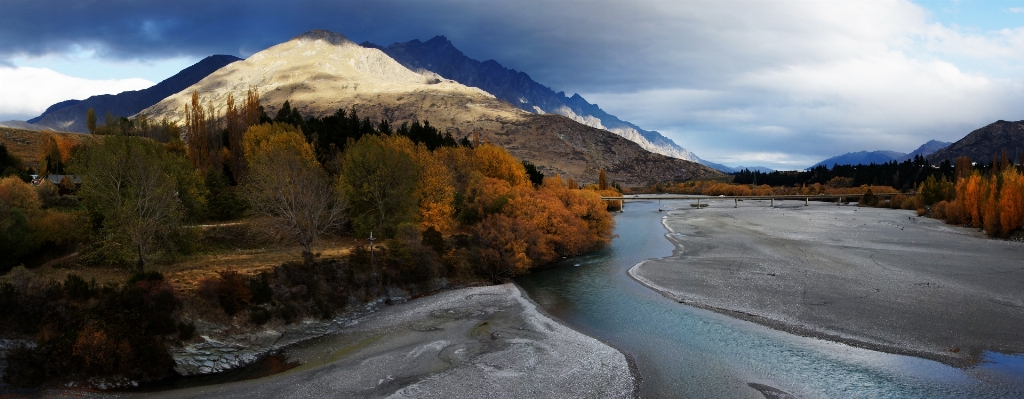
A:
926,120,1024,164
26,99,82,124
140,30,720,187
26,55,242,133
809,150,906,169
896,140,951,162
364,36,718,168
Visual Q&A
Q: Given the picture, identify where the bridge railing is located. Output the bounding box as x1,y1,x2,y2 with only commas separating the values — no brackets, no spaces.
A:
600,193,906,201
600,193,912,210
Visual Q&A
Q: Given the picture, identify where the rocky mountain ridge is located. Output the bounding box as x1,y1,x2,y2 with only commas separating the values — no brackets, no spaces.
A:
364,36,712,167
927,120,1024,164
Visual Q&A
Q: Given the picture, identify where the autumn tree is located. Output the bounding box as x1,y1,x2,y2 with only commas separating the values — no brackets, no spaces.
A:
998,167,1024,236
72,136,196,271
472,143,530,187
184,90,221,173
37,135,75,176
241,123,346,263
340,134,420,237
224,93,243,180
382,135,457,233
982,177,1000,235
954,156,972,183
598,168,608,190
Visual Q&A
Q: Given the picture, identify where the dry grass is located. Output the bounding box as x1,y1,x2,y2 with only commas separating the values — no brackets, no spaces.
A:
0,226,363,295
159,235,362,293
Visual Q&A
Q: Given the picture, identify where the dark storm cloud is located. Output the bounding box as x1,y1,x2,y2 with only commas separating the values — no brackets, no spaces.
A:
3,0,1021,169
0,0,751,93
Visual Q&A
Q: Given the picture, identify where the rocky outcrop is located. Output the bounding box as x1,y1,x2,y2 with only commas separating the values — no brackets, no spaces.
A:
171,299,389,376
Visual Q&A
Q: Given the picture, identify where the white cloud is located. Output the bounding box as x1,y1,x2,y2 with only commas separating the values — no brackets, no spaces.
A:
0,66,153,120
576,0,1024,168
1007,7,1024,13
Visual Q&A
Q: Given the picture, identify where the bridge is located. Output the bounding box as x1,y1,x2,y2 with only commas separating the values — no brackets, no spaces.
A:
600,193,905,211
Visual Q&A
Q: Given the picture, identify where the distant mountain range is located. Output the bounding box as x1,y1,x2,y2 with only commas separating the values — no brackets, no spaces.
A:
927,120,1024,165
362,36,739,171
139,30,720,186
809,139,954,169
0,55,241,133
809,150,908,169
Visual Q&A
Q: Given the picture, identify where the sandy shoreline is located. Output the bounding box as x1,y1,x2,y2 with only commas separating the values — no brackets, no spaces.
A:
628,200,1024,368
94,283,636,399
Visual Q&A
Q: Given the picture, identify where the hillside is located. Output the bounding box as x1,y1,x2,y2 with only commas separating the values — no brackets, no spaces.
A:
926,120,1024,164
366,36,710,167
140,30,720,186
26,55,241,133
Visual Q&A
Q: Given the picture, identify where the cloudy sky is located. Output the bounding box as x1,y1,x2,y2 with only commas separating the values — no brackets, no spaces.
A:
1,0,1022,169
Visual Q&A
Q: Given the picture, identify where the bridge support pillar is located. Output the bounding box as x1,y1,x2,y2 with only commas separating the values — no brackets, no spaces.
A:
696,198,700,209
837,197,842,206
659,199,662,212
734,199,738,208
805,198,809,206
771,198,774,208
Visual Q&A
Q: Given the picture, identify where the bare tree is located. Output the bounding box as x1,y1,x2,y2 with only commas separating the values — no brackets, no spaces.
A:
241,124,346,263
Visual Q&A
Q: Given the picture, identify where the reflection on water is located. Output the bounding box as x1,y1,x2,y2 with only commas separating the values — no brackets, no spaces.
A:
516,201,1024,399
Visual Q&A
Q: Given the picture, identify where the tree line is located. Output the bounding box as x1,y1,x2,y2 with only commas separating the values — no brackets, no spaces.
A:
733,155,955,190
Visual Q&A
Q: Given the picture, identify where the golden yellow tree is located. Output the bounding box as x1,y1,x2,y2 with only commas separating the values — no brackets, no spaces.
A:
999,167,1024,236
471,144,530,188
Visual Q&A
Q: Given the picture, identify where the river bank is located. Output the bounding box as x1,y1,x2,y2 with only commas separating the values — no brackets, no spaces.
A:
629,199,1024,368
27,283,634,398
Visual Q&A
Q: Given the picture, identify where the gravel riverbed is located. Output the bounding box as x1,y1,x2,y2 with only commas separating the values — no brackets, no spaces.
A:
109,283,634,398
630,200,1024,367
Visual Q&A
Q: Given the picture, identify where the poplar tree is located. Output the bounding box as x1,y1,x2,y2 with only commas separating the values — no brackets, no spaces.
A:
86,108,97,134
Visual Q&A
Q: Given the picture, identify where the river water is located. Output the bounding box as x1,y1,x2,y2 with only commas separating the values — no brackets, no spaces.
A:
516,200,1024,399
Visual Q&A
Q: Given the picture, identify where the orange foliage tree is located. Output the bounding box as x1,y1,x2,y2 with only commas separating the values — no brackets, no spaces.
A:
999,168,1024,235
